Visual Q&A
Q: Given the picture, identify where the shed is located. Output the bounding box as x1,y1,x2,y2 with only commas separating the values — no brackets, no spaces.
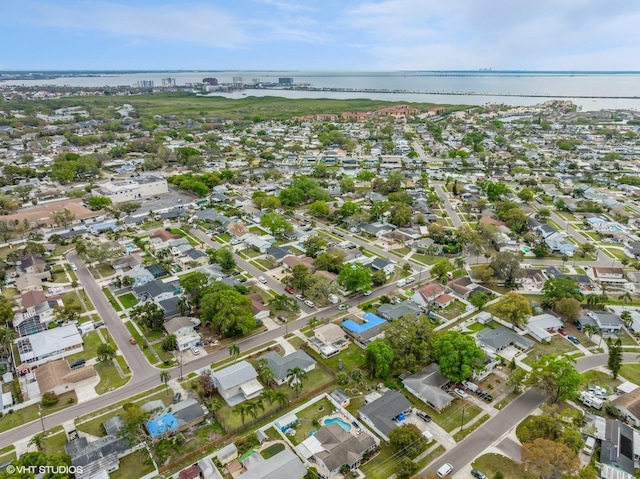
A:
216,443,238,465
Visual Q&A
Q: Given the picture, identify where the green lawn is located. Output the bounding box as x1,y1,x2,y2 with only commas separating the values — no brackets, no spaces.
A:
118,293,139,309
42,430,69,456
428,400,482,432
260,443,285,459
472,453,534,479
580,370,621,394
67,330,103,362
286,398,333,446
390,247,411,257
465,322,488,332
522,336,577,365
0,391,77,435
102,287,123,312
97,263,115,277
314,343,365,373
95,361,131,394
110,449,156,479
255,259,275,270
411,253,443,265
439,300,467,320
619,364,640,385
216,233,232,243
453,413,490,441
125,321,159,365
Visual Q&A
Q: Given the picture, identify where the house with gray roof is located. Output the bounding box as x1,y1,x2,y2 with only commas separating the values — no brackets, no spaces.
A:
476,326,534,354
578,310,623,334
297,423,378,478
402,363,453,412
376,301,422,320
358,390,412,441
211,361,263,406
133,280,177,302
262,350,316,386
237,449,306,479
65,433,132,479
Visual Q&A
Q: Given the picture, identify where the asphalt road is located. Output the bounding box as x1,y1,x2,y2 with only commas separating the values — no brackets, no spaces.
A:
432,183,464,228
425,388,547,476
424,353,640,475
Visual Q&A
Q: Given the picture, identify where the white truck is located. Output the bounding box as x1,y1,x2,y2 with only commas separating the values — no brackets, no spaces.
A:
397,279,407,287
583,436,596,456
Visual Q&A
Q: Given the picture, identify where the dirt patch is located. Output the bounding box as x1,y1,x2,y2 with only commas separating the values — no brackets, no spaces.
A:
4,198,102,226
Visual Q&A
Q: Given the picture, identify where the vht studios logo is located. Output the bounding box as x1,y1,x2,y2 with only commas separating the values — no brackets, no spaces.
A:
6,464,83,475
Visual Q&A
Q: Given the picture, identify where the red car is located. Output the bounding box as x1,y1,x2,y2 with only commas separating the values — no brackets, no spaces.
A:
284,286,294,294
558,329,568,336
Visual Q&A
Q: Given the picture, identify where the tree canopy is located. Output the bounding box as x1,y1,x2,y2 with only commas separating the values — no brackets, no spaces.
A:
432,330,485,383
527,355,581,404
365,340,394,379
491,293,532,329
199,282,255,336
338,263,373,293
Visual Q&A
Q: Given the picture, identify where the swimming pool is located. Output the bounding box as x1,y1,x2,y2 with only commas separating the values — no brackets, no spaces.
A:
521,246,531,254
323,417,352,432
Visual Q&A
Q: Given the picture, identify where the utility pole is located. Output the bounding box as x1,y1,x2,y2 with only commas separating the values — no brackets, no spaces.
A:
38,405,45,434
460,406,467,432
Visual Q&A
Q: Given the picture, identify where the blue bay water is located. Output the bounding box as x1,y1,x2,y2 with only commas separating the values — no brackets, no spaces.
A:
2,70,640,111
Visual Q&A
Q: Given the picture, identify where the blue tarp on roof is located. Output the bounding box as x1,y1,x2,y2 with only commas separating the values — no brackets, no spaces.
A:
146,413,179,437
342,313,387,334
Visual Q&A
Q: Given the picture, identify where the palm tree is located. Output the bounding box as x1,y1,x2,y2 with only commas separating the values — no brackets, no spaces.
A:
257,359,274,385
620,292,633,306
176,297,192,316
582,324,599,339
286,367,308,397
29,432,45,451
273,390,289,408
228,342,240,359
307,317,320,330
159,371,171,394
233,403,249,425
0,328,17,357
247,398,265,419
455,257,465,270
621,310,633,329
259,389,275,406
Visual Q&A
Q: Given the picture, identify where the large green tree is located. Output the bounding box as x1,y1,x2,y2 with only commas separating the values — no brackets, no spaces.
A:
491,293,532,330
389,423,428,459
87,195,113,211
199,283,255,336
383,316,434,373
303,235,327,258
432,331,485,383
338,263,373,293
542,277,583,308
180,271,209,308
608,337,622,379
489,251,523,289
527,355,581,404
365,340,394,379
130,302,165,331
260,212,293,236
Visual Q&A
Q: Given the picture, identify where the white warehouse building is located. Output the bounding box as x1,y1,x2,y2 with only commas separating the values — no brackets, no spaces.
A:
91,174,168,204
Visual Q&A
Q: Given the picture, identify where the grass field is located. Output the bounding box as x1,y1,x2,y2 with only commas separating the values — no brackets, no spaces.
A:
26,93,463,121
472,453,534,479
67,330,102,362
118,293,139,309
619,364,640,385
94,361,131,394
110,449,156,479
522,336,577,365
0,391,77,435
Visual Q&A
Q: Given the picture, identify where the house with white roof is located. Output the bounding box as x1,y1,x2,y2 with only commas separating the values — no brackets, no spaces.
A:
526,313,564,343
164,317,201,351
211,361,263,406
16,324,83,366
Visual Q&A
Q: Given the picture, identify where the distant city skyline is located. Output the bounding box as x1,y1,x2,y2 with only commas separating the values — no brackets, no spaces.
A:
2,0,640,71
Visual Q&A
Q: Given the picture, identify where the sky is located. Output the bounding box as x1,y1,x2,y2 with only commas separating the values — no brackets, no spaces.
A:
2,0,640,71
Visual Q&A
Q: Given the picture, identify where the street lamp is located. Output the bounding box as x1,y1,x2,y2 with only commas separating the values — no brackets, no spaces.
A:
38,406,45,434
177,354,183,381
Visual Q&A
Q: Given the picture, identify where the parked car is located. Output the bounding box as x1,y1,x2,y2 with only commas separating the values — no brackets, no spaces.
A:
295,294,305,302
258,276,268,284
338,304,349,311
568,335,580,345
191,346,200,355
454,388,469,399
173,392,182,404
363,290,372,296
415,410,432,422
284,286,295,294
304,300,315,308
558,329,568,336
129,337,137,345
437,463,453,478
471,469,488,479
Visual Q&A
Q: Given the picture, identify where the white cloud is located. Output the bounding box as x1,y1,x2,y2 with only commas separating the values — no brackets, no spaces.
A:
342,0,640,69
19,2,248,48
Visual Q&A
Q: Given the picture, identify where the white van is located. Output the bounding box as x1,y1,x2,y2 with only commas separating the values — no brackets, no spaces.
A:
583,436,596,456
436,463,453,478
397,279,407,287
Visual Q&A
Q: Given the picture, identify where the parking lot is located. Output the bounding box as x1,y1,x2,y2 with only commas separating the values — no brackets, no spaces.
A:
132,188,195,215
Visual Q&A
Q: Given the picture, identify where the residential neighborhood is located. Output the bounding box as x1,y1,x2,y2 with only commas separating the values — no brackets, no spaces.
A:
2,85,640,479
